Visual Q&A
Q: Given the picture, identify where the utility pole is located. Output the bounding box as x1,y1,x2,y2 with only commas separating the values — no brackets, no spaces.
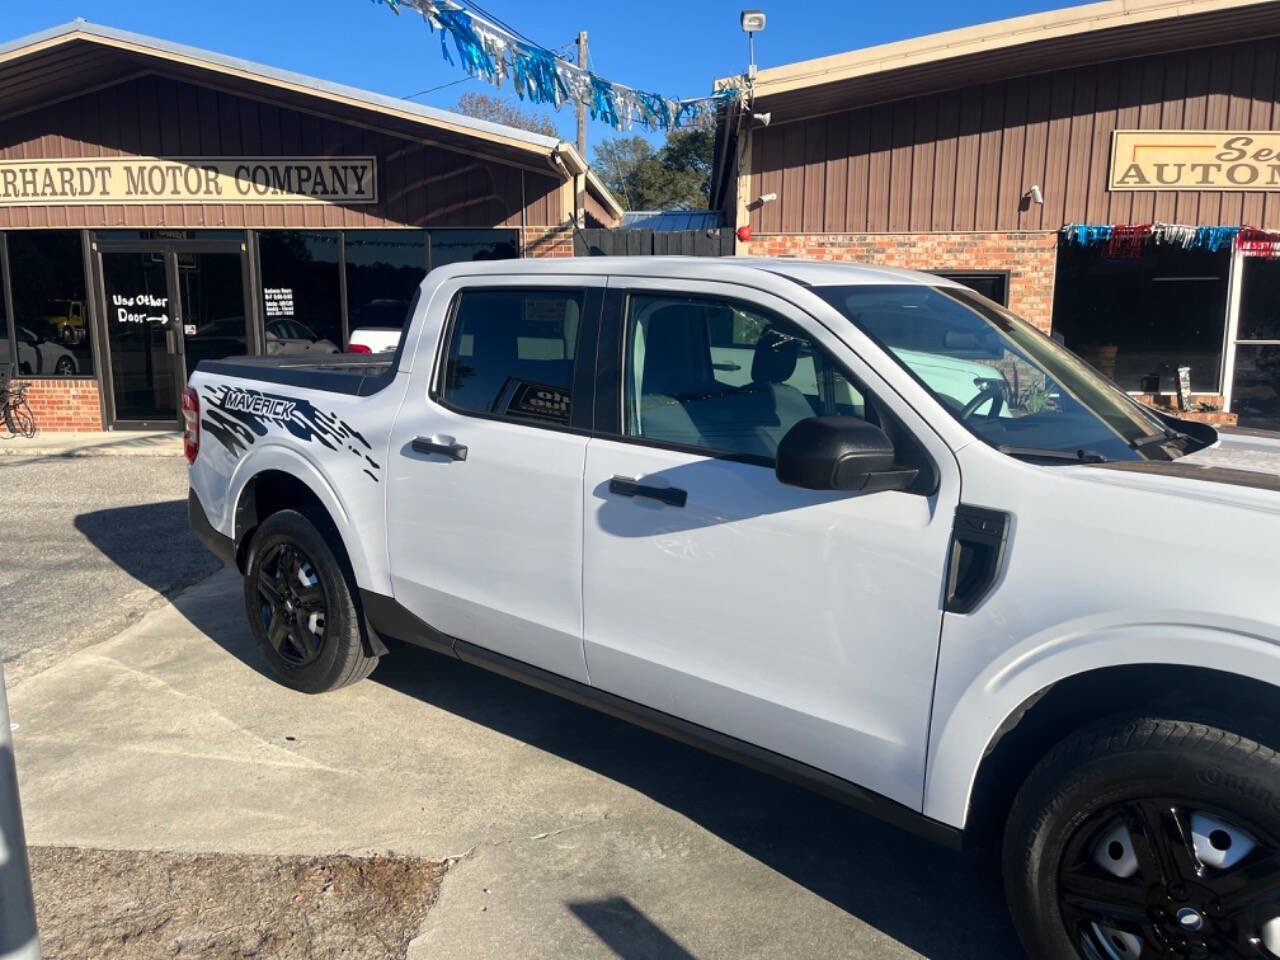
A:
0,657,40,960
575,30,588,158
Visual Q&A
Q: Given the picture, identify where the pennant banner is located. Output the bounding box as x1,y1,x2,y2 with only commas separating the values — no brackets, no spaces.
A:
1062,223,1240,255
374,0,737,131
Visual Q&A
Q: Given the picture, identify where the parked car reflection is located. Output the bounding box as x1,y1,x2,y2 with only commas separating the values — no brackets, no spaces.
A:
1,324,79,375
265,319,339,355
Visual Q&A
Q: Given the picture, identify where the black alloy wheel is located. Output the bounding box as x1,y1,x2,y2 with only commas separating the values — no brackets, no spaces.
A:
1005,717,1280,960
255,542,328,667
1060,797,1280,959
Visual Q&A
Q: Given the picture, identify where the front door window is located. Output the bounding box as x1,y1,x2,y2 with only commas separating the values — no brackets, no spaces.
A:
102,251,179,424
178,252,249,374
99,243,249,427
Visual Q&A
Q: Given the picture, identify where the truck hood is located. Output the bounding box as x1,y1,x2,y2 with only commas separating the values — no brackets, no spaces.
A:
1073,427,1280,504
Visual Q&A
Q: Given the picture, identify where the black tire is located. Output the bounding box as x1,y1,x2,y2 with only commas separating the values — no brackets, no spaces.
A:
1004,715,1280,960
242,507,378,693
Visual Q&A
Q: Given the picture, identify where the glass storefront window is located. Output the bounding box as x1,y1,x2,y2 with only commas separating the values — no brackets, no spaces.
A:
1238,259,1280,341
1052,243,1229,393
7,231,91,376
345,231,426,342
1230,345,1280,431
257,232,342,356
429,229,519,271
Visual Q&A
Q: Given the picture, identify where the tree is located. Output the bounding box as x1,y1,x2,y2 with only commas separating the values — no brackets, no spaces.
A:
591,129,716,210
453,91,558,138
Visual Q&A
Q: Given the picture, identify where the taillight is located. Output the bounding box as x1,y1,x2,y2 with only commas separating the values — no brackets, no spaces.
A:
347,343,372,354
182,387,199,464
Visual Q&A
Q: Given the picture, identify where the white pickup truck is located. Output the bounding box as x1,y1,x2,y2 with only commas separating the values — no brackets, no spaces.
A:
187,257,1280,960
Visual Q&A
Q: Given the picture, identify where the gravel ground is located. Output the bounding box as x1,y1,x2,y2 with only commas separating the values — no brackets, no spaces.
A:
0,454,220,676
30,847,444,960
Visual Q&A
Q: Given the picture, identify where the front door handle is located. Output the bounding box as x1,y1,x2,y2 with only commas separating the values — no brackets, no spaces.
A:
609,475,687,507
412,436,468,461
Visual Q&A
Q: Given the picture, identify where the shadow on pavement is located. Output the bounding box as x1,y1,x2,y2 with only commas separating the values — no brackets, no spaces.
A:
68,498,1022,956
568,896,699,960
372,647,1024,960
74,500,221,596
181,594,1021,960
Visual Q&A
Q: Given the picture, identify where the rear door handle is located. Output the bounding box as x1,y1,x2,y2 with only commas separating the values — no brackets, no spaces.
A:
609,475,687,507
412,436,468,461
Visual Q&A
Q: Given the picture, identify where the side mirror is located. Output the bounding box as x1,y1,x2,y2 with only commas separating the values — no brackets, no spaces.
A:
775,416,918,493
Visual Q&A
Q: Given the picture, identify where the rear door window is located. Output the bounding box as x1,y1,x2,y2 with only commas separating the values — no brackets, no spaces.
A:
440,289,585,427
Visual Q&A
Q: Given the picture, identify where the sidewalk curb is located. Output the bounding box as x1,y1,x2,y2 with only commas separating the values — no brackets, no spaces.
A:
0,434,183,458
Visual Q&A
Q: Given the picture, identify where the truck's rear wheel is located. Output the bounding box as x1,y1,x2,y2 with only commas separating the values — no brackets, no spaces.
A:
242,508,377,693
1003,716,1280,960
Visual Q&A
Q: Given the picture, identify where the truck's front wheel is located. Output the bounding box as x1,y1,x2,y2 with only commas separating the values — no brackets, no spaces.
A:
242,508,377,693
1004,716,1280,960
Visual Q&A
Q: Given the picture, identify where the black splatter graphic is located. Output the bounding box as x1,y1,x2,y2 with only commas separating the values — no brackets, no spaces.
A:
200,384,381,482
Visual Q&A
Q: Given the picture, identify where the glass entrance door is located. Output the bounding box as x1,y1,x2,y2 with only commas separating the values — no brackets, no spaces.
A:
101,250,181,426
1229,258,1280,430
98,240,250,428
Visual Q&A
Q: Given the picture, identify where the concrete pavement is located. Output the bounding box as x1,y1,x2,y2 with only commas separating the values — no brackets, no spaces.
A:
8,569,1023,959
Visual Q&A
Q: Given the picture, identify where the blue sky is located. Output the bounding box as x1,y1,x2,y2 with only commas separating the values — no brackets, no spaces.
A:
6,0,1084,155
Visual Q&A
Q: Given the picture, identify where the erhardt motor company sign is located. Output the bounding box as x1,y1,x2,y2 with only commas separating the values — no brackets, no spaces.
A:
1110,131,1280,191
0,156,377,205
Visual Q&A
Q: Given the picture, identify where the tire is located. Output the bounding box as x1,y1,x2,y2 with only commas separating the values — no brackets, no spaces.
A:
54,356,76,375
1003,715,1280,960
242,507,378,693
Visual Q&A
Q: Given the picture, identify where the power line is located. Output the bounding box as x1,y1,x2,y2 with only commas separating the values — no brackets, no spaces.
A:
455,0,547,52
401,74,477,100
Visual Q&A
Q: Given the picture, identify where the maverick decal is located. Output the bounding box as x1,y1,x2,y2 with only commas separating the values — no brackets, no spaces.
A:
201,384,381,482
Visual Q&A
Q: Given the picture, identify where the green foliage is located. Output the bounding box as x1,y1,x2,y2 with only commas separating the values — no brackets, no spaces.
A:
453,92,559,138
592,129,715,211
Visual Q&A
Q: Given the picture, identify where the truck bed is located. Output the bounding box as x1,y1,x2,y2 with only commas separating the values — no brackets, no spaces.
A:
195,353,397,396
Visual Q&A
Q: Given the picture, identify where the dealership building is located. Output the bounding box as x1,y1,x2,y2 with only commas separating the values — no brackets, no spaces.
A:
715,0,1280,428
0,20,619,431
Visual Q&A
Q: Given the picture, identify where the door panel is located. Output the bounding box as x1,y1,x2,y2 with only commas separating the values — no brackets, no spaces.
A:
386,282,602,683
581,284,960,808
101,250,180,424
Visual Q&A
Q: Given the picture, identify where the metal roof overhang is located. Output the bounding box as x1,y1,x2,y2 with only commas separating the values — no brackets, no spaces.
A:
0,22,623,223
743,0,1280,123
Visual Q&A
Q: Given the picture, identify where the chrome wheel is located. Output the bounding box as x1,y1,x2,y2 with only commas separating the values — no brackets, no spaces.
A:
256,543,327,667
1060,799,1280,959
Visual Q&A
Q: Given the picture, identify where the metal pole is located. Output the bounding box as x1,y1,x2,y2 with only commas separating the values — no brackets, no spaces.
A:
0,658,39,960
576,30,588,158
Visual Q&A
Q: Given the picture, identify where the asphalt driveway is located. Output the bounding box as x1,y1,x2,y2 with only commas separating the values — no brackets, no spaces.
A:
0,453,218,676
8,564,1025,958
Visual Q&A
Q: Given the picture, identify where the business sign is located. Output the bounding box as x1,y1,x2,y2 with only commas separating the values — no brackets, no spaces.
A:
0,156,377,206
1111,131,1280,191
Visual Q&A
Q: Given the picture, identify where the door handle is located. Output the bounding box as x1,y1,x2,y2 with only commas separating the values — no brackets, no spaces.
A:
609,475,687,507
412,436,468,461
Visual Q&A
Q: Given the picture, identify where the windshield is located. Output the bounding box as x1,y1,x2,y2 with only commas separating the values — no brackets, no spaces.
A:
816,284,1190,463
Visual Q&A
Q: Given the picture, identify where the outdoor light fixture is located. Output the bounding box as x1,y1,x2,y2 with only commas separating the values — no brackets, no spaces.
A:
758,192,777,205
753,112,772,126
1027,184,1044,205
741,10,765,81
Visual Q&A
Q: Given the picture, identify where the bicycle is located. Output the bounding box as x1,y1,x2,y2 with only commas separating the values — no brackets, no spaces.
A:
0,379,37,439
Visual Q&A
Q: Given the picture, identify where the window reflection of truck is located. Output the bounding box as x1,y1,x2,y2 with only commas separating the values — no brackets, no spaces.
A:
38,299,87,346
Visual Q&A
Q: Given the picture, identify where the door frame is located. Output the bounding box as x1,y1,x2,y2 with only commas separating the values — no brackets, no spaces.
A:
90,235,253,429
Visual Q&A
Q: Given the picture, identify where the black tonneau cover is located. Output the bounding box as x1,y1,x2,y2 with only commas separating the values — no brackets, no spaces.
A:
196,353,397,397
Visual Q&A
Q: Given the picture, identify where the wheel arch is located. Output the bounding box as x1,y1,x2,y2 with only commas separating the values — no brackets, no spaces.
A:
959,663,1280,851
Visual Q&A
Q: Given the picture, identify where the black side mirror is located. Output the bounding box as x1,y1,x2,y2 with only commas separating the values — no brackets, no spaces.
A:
775,416,918,493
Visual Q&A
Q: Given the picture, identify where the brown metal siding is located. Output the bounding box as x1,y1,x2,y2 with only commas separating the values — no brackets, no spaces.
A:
0,74,561,229
749,36,1280,233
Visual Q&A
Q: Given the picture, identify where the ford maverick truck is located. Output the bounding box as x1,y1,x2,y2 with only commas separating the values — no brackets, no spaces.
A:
188,257,1280,960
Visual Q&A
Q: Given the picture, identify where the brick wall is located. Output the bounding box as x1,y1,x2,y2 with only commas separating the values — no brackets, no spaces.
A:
523,224,575,258
14,378,102,431
746,231,1060,333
